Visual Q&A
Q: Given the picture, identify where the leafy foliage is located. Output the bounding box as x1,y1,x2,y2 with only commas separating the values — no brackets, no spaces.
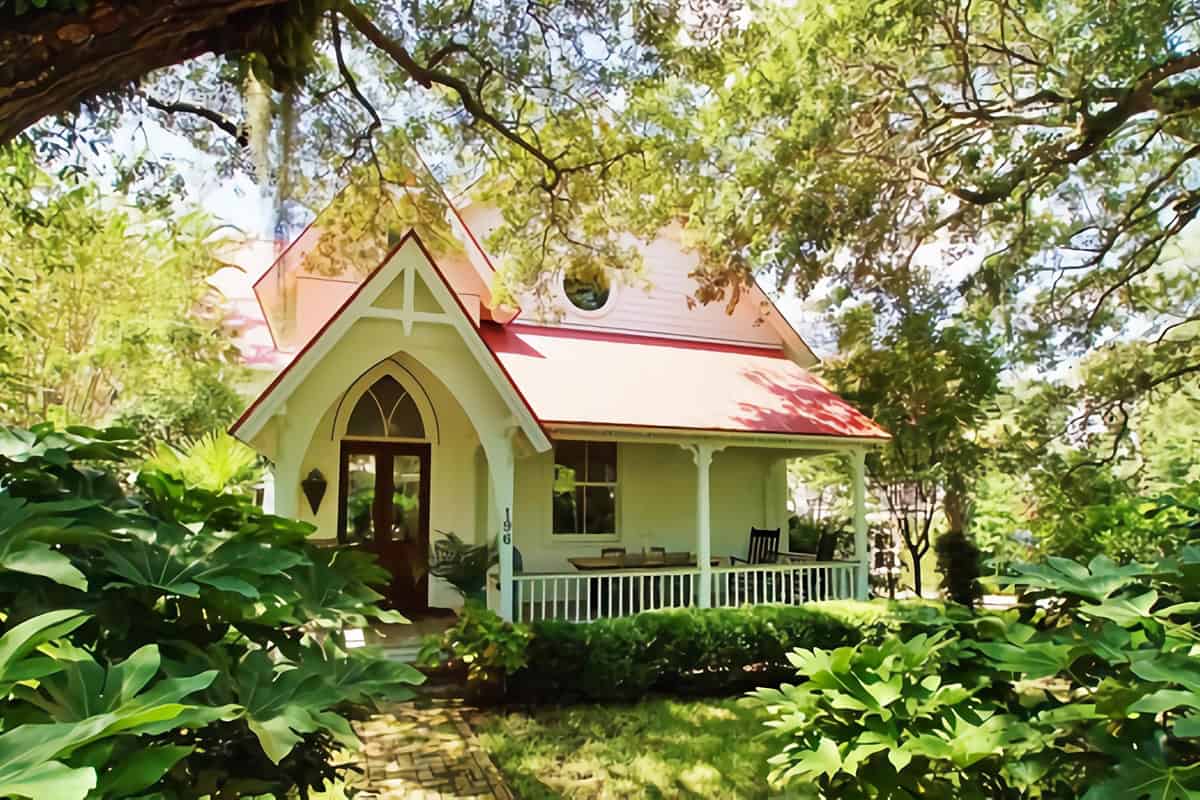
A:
145,431,262,494
750,522,1200,798
423,602,896,705
419,603,532,698
0,145,243,442
935,529,984,609
0,423,422,799
427,532,497,598
821,292,1002,595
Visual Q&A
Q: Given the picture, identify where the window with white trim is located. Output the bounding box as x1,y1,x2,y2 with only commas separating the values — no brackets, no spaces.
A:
552,441,618,536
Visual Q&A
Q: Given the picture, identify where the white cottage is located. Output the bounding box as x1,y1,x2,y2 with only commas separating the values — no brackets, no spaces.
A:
225,197,888,624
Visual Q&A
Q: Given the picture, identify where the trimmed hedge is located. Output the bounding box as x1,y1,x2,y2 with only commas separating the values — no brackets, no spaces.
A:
509,602,892,702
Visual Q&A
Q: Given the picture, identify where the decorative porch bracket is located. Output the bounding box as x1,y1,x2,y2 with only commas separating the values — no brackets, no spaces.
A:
851,447,870,599
680,442,726,609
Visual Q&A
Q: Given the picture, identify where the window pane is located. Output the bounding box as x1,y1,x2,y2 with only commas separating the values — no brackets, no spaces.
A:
387,392,425,439
346,376,426,439
390,455,421,542
346,392,385,437
586,442,617,483
554,441,586,484
552,487,581,534
584,485,616,534
345,454,377,542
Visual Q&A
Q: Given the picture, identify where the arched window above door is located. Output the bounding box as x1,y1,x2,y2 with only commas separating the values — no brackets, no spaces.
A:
345,375,426,439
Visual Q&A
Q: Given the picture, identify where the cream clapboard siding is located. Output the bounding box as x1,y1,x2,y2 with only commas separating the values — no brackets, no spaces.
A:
277,314,508,610
512,443,789,575
456,204,785,347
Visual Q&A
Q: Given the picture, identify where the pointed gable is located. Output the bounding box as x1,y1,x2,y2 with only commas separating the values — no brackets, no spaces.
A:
230,231,549,452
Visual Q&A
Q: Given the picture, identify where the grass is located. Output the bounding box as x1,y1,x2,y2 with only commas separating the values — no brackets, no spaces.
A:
475,696,814,799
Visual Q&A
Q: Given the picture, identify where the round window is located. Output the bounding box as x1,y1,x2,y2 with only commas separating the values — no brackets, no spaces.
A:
563,272,611,312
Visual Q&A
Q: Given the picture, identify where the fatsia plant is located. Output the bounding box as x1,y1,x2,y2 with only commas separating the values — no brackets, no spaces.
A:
749,517,1200,798
145,432,263,494
0,423,422,799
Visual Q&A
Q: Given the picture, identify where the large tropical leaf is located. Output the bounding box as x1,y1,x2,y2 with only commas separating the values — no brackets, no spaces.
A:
98,514,303,600
232,644,422,764
1083,734,1200,800
13,644,234,740
0,723,98,800
998,556,1154,602
0,495,108,590
0,609,89,695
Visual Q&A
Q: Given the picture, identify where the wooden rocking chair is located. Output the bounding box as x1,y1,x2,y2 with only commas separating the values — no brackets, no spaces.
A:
727,528,782,604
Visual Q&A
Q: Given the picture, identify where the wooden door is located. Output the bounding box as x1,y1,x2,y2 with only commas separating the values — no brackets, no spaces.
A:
337,441,431,613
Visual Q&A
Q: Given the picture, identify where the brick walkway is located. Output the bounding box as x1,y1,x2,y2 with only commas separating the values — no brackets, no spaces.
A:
352,699,513,800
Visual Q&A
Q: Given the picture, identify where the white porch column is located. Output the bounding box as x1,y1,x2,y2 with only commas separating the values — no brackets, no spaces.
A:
851,447,870,600
272,414,301,520
485,434,517,622
688,443,716,609
259,469,277,514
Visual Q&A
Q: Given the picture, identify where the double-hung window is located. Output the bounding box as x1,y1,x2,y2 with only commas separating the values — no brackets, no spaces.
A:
551,441,618,537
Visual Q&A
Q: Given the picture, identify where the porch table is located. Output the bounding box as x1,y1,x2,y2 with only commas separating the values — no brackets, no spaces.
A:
566,553,720,615
567,553,722,570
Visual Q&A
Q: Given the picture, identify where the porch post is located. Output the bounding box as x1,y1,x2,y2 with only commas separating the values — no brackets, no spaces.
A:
485,434,516,622
690,443,714,609
272,415,300,519
851,447,870,600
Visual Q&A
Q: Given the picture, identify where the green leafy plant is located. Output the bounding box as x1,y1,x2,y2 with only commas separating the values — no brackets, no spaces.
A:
935,528,983,609
427,531,497,601
419,603,531,698
145,431,262,494
0,423,424,799
419,602,893,705
750,521,1200,798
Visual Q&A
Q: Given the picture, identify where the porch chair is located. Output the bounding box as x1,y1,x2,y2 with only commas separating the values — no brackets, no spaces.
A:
811,531,841,600
728,527,782,605
815,531,838,561
730,528,781,565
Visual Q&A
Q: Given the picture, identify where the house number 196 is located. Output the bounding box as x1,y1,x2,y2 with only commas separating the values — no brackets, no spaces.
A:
502,508,512,544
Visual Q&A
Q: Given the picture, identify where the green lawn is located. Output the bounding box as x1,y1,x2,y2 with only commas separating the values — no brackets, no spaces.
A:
475,697,814,799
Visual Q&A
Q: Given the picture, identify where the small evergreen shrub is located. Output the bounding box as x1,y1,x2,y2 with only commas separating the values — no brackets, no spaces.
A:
935,528,984,608
512,603,874,702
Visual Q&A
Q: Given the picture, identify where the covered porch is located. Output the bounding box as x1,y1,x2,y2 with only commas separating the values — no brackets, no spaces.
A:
492,429,873,624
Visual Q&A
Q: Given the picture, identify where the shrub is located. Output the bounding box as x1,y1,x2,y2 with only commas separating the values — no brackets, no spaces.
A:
420,603,883,705
935,528,983,608
513,603,873,702
418,602,532,697
0,424,423,799
749,539,1200,798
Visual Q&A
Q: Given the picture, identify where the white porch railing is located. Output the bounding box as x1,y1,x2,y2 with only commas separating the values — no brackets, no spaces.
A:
709,562,858,608
512,562,861,624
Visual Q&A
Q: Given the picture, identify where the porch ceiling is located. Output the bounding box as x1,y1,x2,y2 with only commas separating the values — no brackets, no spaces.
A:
480,323,890,441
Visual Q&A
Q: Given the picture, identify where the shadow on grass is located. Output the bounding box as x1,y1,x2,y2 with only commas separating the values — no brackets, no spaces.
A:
475,696,816,799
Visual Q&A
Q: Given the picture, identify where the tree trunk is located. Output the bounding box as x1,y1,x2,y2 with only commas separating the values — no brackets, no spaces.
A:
907,543,923,597
0,0,291,145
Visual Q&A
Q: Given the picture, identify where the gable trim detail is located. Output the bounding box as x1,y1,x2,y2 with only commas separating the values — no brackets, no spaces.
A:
229,230,549,451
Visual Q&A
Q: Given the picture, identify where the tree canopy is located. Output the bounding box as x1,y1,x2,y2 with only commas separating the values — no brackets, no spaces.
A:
0,145,242,440
7,0,1200,579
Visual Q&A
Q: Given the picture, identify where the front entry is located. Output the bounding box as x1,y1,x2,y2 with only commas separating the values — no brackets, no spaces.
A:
337,441,431,613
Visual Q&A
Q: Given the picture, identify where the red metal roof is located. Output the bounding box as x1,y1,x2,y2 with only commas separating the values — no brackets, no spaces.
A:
480,324,890,440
